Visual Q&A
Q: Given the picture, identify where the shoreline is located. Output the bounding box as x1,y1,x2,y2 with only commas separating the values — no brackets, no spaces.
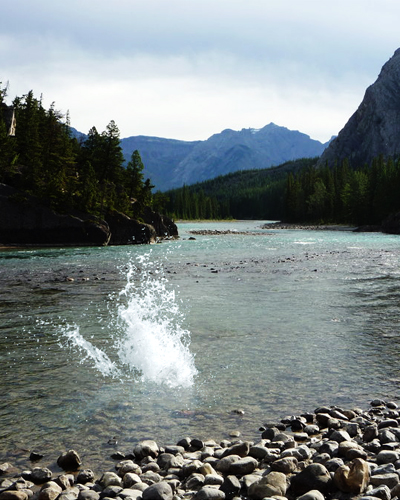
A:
1,399,400,500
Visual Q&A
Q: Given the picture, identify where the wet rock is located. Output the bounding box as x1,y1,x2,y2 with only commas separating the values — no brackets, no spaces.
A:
30,468,53,485
76,470,95,485
99,485,122,498
289,463,332,496
215,456,240,474
141,481,173,500
57,450,82,471
118,489,143,500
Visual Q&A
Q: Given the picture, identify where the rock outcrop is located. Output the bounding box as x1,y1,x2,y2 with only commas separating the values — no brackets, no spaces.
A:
105,211,156,245
0,184,111,246
0,184,173,246
142,207,178,239
318,48,400,168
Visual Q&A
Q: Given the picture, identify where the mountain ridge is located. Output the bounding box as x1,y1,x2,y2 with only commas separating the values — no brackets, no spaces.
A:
119,123,329,191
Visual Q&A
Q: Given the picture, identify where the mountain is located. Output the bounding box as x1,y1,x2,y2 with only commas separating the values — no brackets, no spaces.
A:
318,48,400,168
120,123,329,191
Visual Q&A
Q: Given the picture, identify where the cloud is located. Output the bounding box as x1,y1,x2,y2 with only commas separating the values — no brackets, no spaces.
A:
2,0,400,142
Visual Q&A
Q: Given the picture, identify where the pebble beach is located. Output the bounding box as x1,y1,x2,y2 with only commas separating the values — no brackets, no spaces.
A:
2,399,400,500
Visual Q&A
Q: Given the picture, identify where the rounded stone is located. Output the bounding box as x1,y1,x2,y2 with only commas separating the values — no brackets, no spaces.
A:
296,490,325,500
227,457,258,476
289,463,332,496
57,450,81,472
76,470,95,485
376,450,400,464
192,487,225,500
142,481,173,500
247,471,287,499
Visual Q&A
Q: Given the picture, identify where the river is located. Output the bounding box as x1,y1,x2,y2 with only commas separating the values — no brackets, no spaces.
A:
1,220,399,472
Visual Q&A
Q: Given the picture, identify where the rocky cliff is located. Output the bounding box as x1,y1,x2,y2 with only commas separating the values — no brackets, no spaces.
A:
0,184,176,247
318,48,400,168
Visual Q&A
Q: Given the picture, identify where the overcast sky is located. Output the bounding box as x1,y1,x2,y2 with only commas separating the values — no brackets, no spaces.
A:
1,0,399,143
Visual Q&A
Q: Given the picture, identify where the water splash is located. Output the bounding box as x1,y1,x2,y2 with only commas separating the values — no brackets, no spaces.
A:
58,252,197,388
116,253,197,388
60,323,120,378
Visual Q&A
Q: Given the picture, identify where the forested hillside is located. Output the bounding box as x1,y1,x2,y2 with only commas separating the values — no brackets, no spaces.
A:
165,156,400,227
0,86,160,221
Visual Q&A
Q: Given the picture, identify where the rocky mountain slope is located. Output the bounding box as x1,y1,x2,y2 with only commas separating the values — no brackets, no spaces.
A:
120,123,329,191
318,48,400,168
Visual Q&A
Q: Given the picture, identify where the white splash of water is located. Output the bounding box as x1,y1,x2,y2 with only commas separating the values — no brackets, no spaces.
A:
58,252,197,388
60,323,121,377
116,253,197,388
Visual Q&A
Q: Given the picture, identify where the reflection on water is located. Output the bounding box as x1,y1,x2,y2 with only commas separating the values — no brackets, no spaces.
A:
1,222,400,471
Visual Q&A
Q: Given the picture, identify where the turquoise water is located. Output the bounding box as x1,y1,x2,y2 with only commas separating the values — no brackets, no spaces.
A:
1,221,400,471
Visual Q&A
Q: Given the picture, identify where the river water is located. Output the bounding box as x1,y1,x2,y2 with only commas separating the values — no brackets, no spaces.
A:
1,221,400,472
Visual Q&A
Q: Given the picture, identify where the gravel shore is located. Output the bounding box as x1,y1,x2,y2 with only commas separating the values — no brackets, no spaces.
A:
2,400,400,500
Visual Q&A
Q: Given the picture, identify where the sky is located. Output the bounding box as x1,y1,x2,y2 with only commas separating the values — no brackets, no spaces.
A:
1,0,399,143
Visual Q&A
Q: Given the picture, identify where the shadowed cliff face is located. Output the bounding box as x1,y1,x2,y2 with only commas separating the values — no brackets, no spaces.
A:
318,48,400,168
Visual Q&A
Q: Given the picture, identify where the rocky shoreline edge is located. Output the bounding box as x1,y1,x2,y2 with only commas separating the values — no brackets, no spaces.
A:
2,400,400,500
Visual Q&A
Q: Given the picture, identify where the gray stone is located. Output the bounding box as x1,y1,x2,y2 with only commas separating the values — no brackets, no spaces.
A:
78,492,100,500
57,451,82,472
376,450,399,464
203,475,224,487
296,490,325,500
184,473,205,491
31,468,53,485
134,441,160,460
329,430,352,443
76,471,95,485
215,456,240,474
270,457,297,474
363,425,379,442
247,471,287,499
140,471,162,486
142,482,173,500
227,457,258,476
366,485,391,500
219,476,241,500
192,487,225,500
38,483,63,500
289,463,332,495
370,473,399,489
122,474,142,489
118,489,144,500
99,486,123,499
0,493,29,500
99,473,123,489
221,442,250,458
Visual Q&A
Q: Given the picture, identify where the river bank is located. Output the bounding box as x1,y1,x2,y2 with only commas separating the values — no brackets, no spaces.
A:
1,399,400,500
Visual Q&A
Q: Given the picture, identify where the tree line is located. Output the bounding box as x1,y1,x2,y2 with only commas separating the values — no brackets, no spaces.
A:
164,155,400,225
0,85,162,220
